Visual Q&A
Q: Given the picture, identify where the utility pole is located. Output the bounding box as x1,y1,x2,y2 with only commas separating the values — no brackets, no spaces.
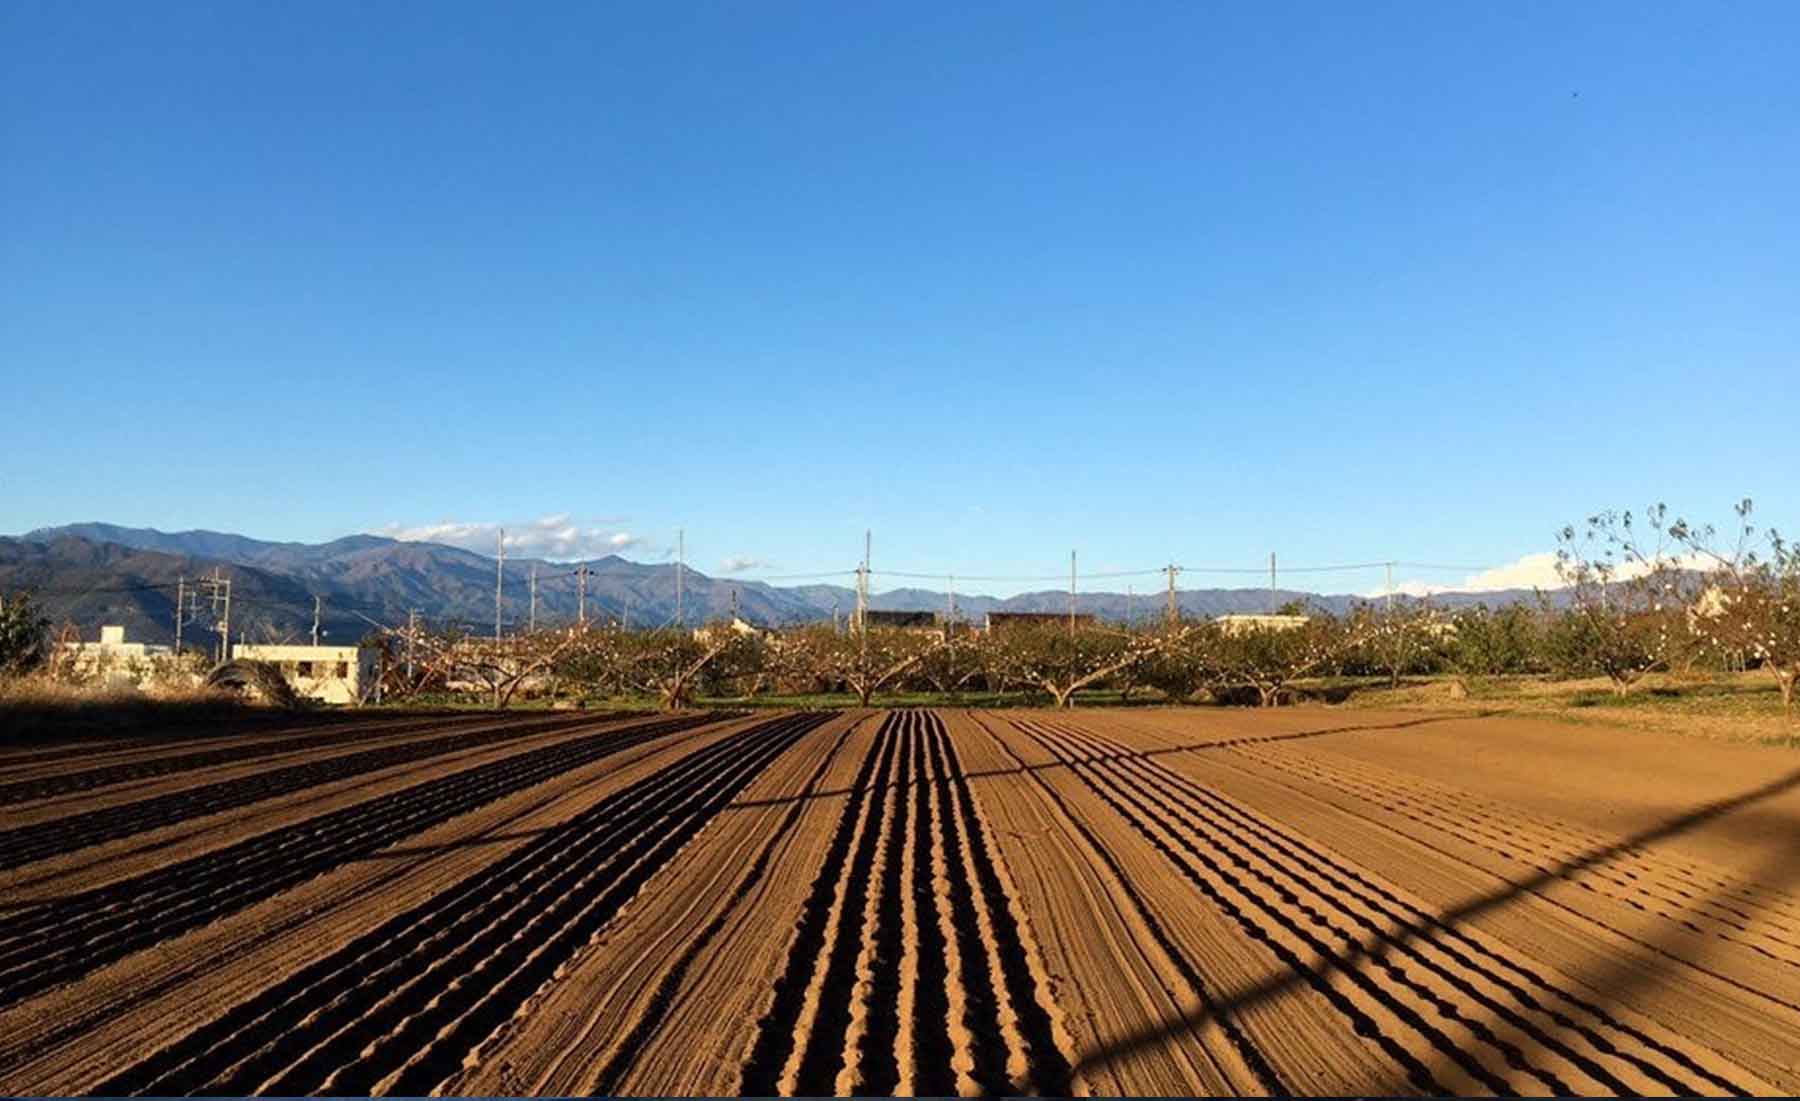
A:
1165,564,1179,629
1268,552,1277,614
947,572,956,639
311,595,322,647
529,565,538,633
202,571,232,664
1386,561,1395,613
675,529,685,628
175,577,185,654
857,530,870,667
577,564,589,626
1127,585,1133,628
832,599,840,634
1069,549,1077,636
406,609,418,682
495,529,505,642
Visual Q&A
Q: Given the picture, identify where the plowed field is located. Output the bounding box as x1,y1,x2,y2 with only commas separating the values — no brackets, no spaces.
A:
3,706,1797,1095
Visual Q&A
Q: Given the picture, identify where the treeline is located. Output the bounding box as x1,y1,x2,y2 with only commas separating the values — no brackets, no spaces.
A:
4,499,1796,715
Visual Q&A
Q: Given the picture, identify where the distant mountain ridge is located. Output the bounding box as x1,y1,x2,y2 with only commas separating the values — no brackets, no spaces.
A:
6,523,1550,646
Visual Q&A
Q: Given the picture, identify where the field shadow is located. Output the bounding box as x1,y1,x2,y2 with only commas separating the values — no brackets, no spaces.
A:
1414,839,1800,1095
1071,761,1800,1085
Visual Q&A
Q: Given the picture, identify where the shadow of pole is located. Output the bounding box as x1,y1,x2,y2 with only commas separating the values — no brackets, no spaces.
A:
1070,758,1800,1080
1414,839,1800,1095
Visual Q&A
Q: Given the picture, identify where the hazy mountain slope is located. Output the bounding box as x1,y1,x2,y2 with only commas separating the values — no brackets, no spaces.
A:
11,524,1551,645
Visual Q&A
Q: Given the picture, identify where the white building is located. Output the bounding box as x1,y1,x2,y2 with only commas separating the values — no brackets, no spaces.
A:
1214,613,1311,635
61,625,174,685
231,643,377,705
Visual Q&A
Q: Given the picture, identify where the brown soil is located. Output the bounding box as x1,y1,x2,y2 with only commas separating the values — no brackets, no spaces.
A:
1,706,1795,1095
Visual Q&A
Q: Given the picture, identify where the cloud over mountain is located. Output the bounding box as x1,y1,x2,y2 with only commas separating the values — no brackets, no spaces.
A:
375,515,646,560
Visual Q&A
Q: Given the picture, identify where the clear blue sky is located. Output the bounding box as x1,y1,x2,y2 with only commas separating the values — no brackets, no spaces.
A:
4,2,1795,595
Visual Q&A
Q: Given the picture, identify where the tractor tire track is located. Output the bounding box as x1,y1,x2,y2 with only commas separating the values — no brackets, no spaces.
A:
95,711,831,1098
0,712,730,1009
0,711,642,868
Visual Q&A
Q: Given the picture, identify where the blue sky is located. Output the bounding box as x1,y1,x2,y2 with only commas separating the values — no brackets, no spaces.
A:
4,2,1795,596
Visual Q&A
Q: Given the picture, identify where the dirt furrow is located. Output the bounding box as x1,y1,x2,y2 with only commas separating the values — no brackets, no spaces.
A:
933,712,1077,1096
782,716,903,1095
0,711,506,802
0,712,729,1007
96,712,829,1097
1046,720,1746,1096
965,710,1283,1096
1015,718,1460,1094
572,714,862,1096
1232,743,1800,951
0,711,636,868
738,718,892,1096
839,713,909,1095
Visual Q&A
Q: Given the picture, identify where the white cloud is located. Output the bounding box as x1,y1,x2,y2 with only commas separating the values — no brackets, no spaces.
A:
719,556,769,574
376,515,647,560
1375,549,1712,599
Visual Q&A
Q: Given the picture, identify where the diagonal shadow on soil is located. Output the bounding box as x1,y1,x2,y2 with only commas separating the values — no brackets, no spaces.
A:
1414,838,1800,1095
1071,759,1800,1080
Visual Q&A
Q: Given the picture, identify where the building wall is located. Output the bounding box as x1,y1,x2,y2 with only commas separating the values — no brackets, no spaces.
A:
232,644,376,705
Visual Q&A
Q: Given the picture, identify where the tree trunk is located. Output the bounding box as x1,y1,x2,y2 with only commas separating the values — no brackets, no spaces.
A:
1258,684,1280,707
1777,666,1797,717
857,682,872,707
1051,686,1073,709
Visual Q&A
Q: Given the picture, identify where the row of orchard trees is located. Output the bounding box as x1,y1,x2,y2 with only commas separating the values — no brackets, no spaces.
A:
364,501,1798,715
4,500,1793,716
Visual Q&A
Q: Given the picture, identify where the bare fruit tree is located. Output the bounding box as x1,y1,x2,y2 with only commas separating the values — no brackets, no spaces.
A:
1350,598,1445,688
1554,504,1695,696
610,623,760,710
1213,616,1352,707
984,622,1156,709
1676,499,1800,718
771,625,949,706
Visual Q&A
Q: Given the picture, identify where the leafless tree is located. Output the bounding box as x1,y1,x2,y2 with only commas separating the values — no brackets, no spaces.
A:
1554,504,1696,696
1675,499,1800,717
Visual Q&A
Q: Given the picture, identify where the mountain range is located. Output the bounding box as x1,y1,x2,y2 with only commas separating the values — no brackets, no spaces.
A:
2,522,1549,648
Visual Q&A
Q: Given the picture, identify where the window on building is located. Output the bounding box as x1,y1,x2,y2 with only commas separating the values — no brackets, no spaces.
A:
335,661,349,678
297,661,315,677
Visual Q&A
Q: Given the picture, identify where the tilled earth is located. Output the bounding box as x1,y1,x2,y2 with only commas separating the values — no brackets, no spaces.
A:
2,705,1797,1095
